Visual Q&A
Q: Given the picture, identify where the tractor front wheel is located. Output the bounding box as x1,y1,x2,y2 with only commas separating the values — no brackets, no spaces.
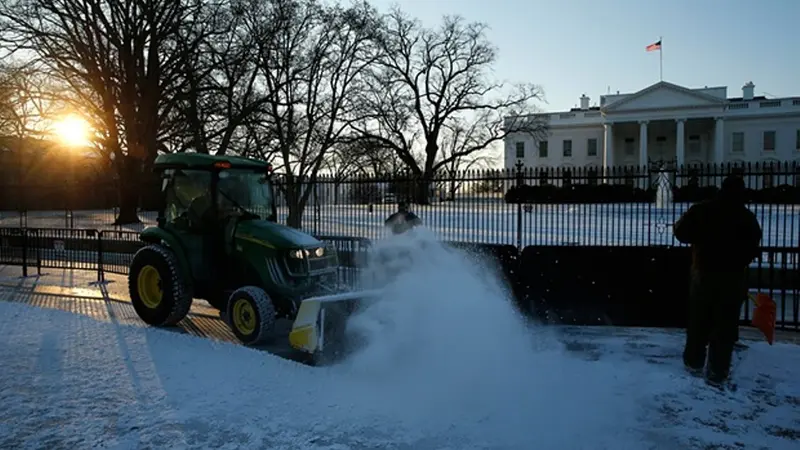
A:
128,245,193,326
227,286,277,346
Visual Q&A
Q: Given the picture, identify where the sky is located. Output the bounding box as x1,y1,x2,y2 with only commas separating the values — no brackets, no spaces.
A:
370,0,799,112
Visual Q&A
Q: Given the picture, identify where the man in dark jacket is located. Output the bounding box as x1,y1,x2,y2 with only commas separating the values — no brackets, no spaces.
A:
673,175,762,386
385,201,422,235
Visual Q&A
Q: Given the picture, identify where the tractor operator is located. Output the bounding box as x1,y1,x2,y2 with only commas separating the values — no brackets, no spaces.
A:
673,174,762,387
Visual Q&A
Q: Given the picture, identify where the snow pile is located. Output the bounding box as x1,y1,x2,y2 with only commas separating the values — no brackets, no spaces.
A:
335,228,645,447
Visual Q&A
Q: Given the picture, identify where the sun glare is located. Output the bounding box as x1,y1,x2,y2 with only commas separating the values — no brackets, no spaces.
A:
52,115,91,147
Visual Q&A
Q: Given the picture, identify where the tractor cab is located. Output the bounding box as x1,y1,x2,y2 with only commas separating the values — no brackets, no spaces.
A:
152,156,282,299
159,159,277,232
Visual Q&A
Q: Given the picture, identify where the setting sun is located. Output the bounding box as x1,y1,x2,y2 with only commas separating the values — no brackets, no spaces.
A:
52,115,92,147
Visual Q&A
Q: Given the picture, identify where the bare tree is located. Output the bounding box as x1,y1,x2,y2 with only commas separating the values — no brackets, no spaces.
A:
317,146,352,205
0,63,54,141
0,65,17,138
353,8,547,204
238,119,280,164
338,135,402,176
0,0,212,224
436,118,499,200
168,2,274,157
244,0,379,228
0,63,63,183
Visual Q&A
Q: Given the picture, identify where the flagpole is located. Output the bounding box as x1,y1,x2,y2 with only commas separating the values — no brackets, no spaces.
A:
659,36,663,81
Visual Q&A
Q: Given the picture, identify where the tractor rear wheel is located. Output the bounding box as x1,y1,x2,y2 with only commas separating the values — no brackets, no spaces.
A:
128,245,193,326
227,286,276,346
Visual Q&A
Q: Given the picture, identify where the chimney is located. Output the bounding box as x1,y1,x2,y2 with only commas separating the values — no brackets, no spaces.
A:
742,81,755,100
579,94,590,110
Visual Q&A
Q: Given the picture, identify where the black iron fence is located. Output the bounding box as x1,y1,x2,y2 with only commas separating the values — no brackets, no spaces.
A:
1,227,797,331
2,162,798,248
0,228,369,286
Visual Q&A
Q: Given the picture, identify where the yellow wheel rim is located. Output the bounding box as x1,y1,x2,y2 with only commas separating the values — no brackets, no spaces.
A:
137,265,163,309
232,298,257,336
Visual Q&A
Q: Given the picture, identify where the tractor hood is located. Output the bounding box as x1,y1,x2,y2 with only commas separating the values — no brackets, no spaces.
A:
234,220,322,250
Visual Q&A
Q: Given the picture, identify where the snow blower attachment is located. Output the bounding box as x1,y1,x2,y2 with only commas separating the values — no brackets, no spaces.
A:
289,289,384,362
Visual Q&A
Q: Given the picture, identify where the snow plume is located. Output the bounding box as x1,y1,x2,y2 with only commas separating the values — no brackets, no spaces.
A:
330,227,643,448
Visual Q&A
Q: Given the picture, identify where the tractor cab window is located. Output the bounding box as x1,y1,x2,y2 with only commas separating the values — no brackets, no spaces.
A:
217,169,275,219
163,169,213,227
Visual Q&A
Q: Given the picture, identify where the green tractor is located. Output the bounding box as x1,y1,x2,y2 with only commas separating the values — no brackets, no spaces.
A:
128,153,377,361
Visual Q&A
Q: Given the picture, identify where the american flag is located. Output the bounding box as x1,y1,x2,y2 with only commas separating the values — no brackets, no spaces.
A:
646,40,662,52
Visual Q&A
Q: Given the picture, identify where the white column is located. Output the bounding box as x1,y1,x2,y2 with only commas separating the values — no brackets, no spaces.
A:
638,120,649,167
714,117,725,164
603,123,614,179
675,119,686,167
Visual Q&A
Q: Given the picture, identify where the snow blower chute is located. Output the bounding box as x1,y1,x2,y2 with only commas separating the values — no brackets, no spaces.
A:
288,289,384,361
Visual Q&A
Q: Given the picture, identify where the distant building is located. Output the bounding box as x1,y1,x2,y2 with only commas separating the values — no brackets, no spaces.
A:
504,81,800,188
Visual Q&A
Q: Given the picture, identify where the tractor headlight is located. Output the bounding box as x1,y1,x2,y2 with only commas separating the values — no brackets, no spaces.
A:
288,247,324,260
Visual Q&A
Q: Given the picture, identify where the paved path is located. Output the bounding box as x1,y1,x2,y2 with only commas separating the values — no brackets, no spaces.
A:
0,265,306,362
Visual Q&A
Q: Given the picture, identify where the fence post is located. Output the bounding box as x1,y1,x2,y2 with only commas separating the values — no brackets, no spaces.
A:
313,181,320,236
21,229,28,277
97,230,105,283
35,229,41,276
515,160,524,250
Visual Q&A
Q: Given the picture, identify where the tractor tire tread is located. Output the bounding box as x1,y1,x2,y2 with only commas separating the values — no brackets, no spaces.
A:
228,286,276,346
129,244,193,326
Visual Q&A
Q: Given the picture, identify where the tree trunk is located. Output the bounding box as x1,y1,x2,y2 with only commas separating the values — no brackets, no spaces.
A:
284,182,306,229
115,183,141,225
413,178,431,205
114,158,142,225
286,206,304,229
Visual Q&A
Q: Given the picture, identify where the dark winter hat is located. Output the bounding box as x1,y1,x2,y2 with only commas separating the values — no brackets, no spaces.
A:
720,175,746,201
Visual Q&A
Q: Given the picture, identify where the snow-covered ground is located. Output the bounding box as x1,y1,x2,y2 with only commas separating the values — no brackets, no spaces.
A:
1,230,799,449
1,297,800,449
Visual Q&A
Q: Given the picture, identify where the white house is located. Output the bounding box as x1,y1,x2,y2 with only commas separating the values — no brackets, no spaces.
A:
504,81,800,188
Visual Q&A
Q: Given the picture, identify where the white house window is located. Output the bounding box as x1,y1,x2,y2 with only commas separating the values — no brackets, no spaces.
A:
539,140,548,158
515,142,525,159
563,140,573,157
688,135,701,153
587,138,598,157
624,138,635,156
732,132,744,153
763,131,776,151
795,129,800,150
